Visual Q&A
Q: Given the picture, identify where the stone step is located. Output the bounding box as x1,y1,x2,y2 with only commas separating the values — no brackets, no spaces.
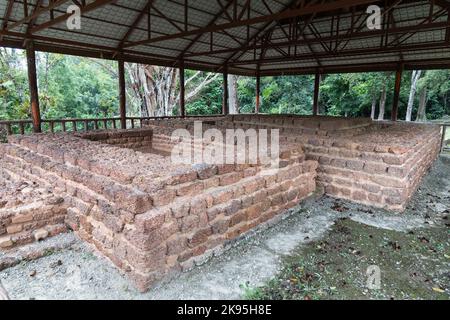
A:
0,223,67,250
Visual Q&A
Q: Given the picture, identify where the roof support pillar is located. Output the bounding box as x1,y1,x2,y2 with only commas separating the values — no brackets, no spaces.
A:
180,62,186,117
391,64,403,122
118,59,127,129
313,73,321,116
223,67,229,115
26,41,41,133
256,69,261,114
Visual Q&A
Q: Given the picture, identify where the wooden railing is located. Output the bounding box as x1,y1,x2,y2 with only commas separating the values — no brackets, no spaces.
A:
441,124,450,153
0,114,226,135
0,118,121,135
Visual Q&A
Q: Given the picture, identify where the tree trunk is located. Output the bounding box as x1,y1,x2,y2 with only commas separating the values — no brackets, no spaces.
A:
378,84,387,120
228,74,239,114
416,88,428,122
370,96,377,120
126,64,220,117
406,70,421,121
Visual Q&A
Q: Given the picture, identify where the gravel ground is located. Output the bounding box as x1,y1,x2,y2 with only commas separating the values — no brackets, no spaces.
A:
0,157,448,300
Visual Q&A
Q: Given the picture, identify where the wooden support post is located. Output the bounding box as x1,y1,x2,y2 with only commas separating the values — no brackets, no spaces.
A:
118,59,127,129
26,42,41,133
180,62,186,117
313,73,321,116
223,68,229,115
391,64,403,122
256,71,261,113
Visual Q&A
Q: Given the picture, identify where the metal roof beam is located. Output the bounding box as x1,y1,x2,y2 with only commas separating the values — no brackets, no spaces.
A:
29,0,115,34
6,0,69,31
118,0,155,50
183,20,450,58
177,0,235,59
123,0,376,48
0,0,15,41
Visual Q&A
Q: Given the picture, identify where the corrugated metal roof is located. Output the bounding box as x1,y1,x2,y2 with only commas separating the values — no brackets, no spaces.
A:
0,0,449,75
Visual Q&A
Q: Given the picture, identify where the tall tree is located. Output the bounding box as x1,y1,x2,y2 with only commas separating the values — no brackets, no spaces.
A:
406,70,422,121
126,64,219,117
126,64,178,117
378,82,387,121
228,74,239,114
416,88,428,122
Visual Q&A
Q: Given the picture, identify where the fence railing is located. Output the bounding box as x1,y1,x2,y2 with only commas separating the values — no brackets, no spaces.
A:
0,114,226,135
441,124,450,153
0,118,121,135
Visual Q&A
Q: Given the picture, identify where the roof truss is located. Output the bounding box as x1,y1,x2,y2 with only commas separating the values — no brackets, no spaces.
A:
0,0,448,76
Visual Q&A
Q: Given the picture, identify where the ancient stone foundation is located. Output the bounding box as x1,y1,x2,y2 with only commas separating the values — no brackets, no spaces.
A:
0,167,67,249
0,115,441,292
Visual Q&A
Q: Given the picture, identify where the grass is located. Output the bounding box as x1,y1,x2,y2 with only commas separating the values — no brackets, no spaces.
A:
244,218,450,300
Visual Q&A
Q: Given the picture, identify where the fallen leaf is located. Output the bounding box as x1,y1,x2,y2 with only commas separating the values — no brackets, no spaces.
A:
418,236,430,244
432,287,445,293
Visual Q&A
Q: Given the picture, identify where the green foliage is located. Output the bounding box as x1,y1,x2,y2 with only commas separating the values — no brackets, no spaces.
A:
185,70,223,116
0,48,449,122
0,49,30,120
416,70,450,120
320,72,394,118
259,75,314,115
0,49,118,121
237,76,256,113
37,53,118,119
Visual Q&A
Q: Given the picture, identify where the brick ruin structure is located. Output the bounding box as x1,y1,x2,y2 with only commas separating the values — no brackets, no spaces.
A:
0,115,442,291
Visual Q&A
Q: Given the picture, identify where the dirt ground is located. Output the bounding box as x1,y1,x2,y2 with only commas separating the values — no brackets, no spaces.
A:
0,157,449,300
243,217,449,300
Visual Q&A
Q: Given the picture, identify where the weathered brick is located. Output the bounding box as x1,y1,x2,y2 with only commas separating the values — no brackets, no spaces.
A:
190,197,207,215
210,216,230,234
11,213,33,224
0,236,13,248
135,209,167,233
346,159,364,171
166,235,187,255
34,228,49,241
219,172,242,186
364,162,387,175
7,224,22,234
151,189,175,207
188,227,212,248
175,181,204,197
171,201,190,218
179,212,200,231
211,189,234,205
